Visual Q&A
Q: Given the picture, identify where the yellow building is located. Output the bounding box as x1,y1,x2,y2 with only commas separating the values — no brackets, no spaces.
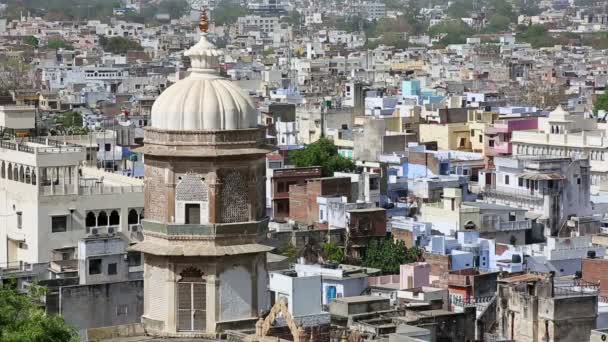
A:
468,110,499,153
419,122,472,150
419,109,499,152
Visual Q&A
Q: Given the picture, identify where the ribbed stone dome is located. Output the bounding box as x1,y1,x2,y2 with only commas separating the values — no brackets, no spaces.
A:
150,34,258,131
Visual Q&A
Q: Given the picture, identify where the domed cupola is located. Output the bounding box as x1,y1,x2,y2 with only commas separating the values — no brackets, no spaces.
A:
150,14,258,131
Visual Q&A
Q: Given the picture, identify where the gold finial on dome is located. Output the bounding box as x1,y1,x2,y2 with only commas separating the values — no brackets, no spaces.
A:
199,9,209,33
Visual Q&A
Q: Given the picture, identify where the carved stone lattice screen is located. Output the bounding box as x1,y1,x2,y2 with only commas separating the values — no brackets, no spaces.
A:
220,171,249,223
176,174,208,202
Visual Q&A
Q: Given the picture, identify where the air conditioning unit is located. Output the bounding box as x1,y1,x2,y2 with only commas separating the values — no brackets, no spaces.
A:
91,228,99,236
108,227,116,235
130,224,139,232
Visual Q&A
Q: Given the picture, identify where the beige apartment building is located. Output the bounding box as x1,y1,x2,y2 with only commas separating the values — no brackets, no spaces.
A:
511,106,608,188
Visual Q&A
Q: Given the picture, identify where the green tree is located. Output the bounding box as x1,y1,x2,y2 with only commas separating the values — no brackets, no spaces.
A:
262,48,275,57
47,38,73,50
429,19,475,46
488,0,514,19
290,137,355,176
0,283,78,341
362,238,422,274
158,0,190,19
516,24,556,48
99,36,143,54
57,111,83,128
213,3,248,26
447,0,474,18
23,36,39,47
279,243,297,263
594,92,608,115
486,14,511,33
323,242,345,264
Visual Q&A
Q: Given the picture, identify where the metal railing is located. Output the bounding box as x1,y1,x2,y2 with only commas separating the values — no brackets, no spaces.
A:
451,295,496,308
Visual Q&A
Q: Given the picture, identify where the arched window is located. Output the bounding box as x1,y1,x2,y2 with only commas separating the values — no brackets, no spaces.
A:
86,212,97,228
128,209,139,225
13,165,18,181
139,209,144,221
31,170,36,185
98,211,108,226
109,210,120,226
25,167,31,184
19,165,24,182
0,161,4,179
7,163,12,180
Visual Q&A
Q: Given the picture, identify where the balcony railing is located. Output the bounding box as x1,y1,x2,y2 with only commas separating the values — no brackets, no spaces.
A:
498,220,532,231
480,186,559,205
78,185,144,195
481,217,532,231
0,261,32,276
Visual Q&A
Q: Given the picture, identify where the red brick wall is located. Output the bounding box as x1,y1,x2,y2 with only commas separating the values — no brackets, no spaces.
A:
582,258,608,295
349,210,387,237
289,184,309,223
288,177,353,226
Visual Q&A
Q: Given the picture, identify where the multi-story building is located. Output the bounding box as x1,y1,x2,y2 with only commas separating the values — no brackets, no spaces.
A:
483,116,538,169
237,15,280,36
0,136,143,268
268,166,322,220
496,273,598,342
479,156,592,237
511,105,608,188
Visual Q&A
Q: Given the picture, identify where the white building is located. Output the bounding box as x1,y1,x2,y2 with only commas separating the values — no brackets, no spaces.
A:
294,263,380,305
268,270,325,317
237,15,280,36
0,136,143,268
479,155,592,237
511,105,608,188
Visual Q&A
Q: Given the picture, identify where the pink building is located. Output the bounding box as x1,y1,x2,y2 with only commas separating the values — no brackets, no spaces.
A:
400,262,431,289
484,117,538,169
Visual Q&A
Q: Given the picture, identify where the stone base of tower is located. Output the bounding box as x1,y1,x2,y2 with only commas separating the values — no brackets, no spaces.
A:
138,251,271,337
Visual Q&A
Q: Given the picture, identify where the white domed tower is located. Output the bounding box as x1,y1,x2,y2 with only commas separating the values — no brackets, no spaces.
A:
131,12,272,337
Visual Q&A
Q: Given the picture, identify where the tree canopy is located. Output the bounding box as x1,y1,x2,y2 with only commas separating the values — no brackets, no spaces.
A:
213,3,248,26
99,36,143,54
428,19,475,46
290,137,355,176
323,242,345,264
362,238,422,274
0,284,78,341
23,36,39,47
516,24,556,48
595,92,608,115
447,0,475,19
158,0,189,19
47,38,73,50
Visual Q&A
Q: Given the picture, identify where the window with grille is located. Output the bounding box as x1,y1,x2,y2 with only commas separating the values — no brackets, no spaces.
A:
220,171,249,223
177,268,206,331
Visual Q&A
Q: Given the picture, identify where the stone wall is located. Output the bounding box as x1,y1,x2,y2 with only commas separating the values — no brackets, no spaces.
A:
59,280,143,334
